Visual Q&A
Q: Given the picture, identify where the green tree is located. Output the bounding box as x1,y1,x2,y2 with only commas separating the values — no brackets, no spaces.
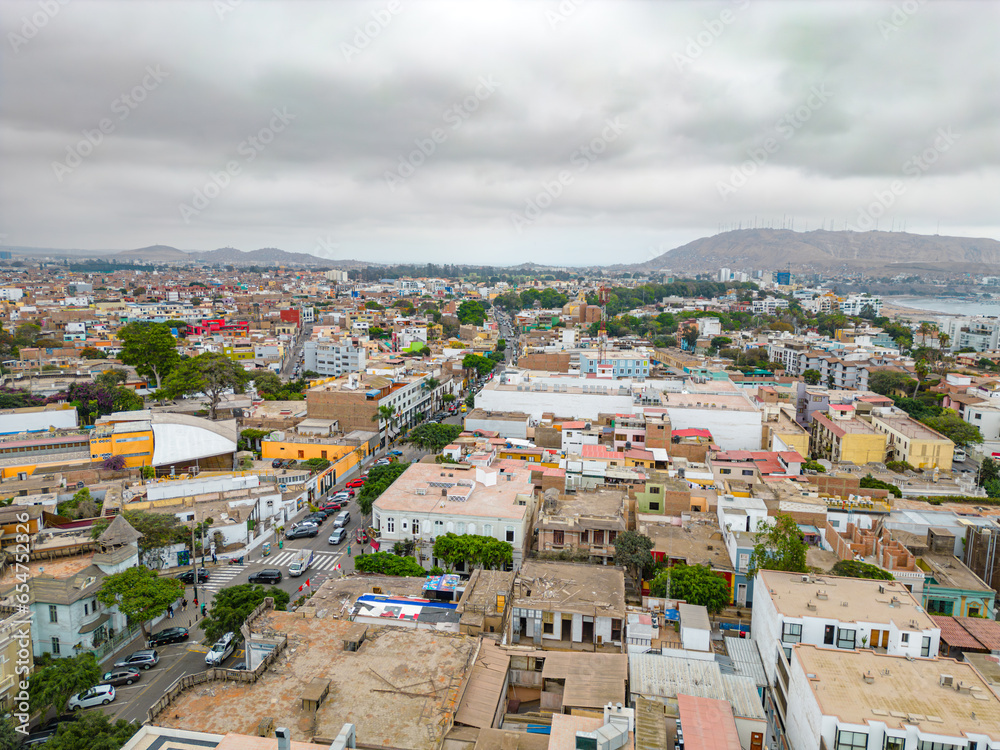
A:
96,566,183,640
200,583,289,645
612,531,654,589
116,322,180,390
252,370,283,396
802,369,822,385
78,346,107,360
681,328,699,350
457,300,487,325
921,409,982,447
868,370,916,397
0,718,18,750
831,560,894,580
28,653,101,715
46,712,139,750
648,564,730,613
462,353,494,377
710,336,732,350
356,462,409,519
407,423,462,452
91,511,187,568
748,513,807,578
94,369,128,389
303,457,331,471
371,403,400,438
157,352,249,420
354,551,426,576
860,473,902,498
432,533,512,571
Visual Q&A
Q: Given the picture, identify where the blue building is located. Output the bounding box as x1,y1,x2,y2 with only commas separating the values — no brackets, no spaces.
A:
578,353,650,378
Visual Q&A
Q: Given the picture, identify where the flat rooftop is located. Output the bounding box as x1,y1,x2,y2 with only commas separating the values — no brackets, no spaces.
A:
794,644,1000,742
813,412,880,436
638,515,734,571
758,571,935,631
154,613,477,750
372,462,534,521
539,489,626,528
873,415,950,441
516,560,625,617
660,393,755,412
917,552,993,592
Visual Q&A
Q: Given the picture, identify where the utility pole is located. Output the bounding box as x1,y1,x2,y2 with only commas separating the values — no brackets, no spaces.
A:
190,513,199,605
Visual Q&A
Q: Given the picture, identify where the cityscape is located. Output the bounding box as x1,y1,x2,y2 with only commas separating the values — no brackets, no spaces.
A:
1,3,999,750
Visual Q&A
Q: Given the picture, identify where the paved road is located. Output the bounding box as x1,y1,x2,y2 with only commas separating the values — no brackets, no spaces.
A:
96,438,455,725
281,322,314,379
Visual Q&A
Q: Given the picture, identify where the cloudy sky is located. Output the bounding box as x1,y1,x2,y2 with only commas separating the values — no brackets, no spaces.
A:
1,0,997,266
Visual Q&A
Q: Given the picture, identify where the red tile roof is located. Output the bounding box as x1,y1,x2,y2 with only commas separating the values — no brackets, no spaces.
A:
581,444,625,460
930,616,985,650
673,428,713,439
955,616,1000,651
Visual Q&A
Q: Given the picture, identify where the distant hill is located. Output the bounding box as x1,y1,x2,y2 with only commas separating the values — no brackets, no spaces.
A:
111,245,374,267
117,245,191,261
632,229,1000,273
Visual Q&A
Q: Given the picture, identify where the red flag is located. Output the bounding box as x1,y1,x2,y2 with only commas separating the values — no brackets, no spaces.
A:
298,585,303,592
305,579,310,587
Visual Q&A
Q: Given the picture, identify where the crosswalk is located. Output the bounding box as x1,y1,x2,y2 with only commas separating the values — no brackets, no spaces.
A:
262,549,346,572
199,565,246,594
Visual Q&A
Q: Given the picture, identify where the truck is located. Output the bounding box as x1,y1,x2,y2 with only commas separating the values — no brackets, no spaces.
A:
288,549,314,577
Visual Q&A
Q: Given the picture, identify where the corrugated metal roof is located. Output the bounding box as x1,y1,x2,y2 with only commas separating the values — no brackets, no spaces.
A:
720,636,767,687
454,640,509,729
629,652,764,720
678,694,741,750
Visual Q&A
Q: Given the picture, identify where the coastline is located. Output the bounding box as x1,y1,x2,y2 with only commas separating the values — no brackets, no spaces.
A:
880,300,958,320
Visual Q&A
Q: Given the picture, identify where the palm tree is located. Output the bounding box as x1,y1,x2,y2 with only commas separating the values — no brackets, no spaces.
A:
913,359,929,398
371,404,399,446
422,376,440,412
938,332,951,352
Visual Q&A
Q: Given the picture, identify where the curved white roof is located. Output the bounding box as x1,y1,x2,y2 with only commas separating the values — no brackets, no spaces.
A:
151,422,236,466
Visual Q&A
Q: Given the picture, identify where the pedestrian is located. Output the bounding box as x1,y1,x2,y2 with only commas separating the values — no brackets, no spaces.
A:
201,603,206,617
167,605,173,618
182,598,188,611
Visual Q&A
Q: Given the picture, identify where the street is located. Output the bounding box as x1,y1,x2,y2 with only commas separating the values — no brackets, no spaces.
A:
95,435,449,725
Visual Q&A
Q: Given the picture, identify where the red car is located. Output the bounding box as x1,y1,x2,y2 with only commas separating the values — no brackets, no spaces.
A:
322,501,342,512
346,479,365,489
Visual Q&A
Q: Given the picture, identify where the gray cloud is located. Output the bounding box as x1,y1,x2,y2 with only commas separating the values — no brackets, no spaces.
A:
1,0,997,266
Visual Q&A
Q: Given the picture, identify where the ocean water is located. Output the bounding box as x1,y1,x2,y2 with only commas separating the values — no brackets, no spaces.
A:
891,296,1000,317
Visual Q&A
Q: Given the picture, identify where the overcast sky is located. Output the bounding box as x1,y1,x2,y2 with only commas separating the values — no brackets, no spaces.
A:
1,0,997,266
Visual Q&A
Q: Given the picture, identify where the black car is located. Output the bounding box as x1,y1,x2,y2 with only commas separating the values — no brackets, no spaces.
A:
248,569,283,585
286,525,318,539
41,715,76,733
303,511,328,523
147,626,189,647
176,568,210,584
99,668,142,686
22,728,57,747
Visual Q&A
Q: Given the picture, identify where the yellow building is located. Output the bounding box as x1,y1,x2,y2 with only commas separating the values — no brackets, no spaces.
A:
90,419,155,468
222,343,255,362
870,414,954,471
809,410,887,465
261,435,370,479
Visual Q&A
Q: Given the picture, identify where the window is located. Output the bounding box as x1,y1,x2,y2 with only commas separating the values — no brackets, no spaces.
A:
506,527,515,543
483,523,492,537
835,731,868,750
412,520,420,535
84,603,89,616
883,737,905,750
51,637,60,655
738,553,750,572
457,522,466,535
49,605,58,623
837,628,856,649
900,632,909,644
386,517,395,533
781,622,802,643
921,636,932,657
553,530,564,545
918,743,961,750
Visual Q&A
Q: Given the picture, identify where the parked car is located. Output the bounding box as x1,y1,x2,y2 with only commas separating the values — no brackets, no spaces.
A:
176,568,210,584
248,569,283,585
388,449,404,456
147,627,189,647
373,459,392,467
205,631,236,666
346,479,365,488
333,510,351,528
113,649,159,670
22,729,57,747
303,512,328,523
322,500,342,512
328,527,346,545
41,715,77,732
332,491,350,501
68,684,116,710
344,488,356,497
286,525,318,539
100,668,142,687
271,458,282,468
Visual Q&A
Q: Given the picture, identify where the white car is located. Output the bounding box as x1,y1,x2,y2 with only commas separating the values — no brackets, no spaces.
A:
205,631,236,666
68,684,115,710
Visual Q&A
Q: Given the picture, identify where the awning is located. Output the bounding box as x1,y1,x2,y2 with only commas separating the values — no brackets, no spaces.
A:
79,612,110,634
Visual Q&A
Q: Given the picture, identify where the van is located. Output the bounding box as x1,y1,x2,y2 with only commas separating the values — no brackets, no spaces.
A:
953,447,967,462
334,511,351,528
205,632,236,666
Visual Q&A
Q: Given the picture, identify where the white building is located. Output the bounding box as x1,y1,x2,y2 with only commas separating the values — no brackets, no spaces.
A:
0,288,24,301
372,460,536,570
785,644,1000,750
753,571,941,739
303,338,368,377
